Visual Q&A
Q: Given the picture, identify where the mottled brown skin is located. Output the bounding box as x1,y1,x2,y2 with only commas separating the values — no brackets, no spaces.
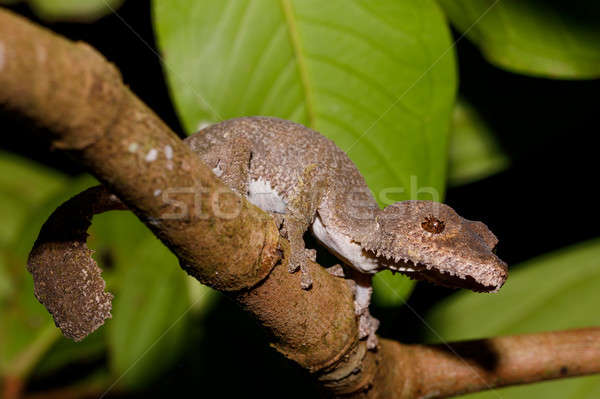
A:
185,117,508,348
364,201,507,292
27,186,125,341
186,117,507,287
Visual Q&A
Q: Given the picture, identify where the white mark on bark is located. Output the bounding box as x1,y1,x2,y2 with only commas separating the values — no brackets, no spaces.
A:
145,148,158,162
128,142,139,153
164,145,173,160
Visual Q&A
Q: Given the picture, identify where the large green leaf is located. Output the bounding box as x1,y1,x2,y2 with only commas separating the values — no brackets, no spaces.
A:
154,0,456,202
426,239,600,398
154,0,457,303
437,0,600,79
106,214,192,389
447,100,509,187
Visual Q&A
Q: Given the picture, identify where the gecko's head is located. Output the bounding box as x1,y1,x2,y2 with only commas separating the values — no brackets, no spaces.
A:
361,200,507,292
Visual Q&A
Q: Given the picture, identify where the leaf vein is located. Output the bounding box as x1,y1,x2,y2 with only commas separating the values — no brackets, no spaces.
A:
279,0,316,127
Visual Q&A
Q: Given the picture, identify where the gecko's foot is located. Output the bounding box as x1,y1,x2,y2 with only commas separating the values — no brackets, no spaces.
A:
287,253,313,290
326,264,345,278
305,248,317,262
351,275,378,350
300,265,313,290
358,310,380,350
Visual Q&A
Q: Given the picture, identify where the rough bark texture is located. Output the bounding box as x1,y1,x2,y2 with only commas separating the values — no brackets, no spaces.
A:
365,328,600,398
1,8,599,398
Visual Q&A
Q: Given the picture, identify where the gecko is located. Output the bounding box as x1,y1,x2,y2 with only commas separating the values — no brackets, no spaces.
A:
184,117,508,349
29,116,508,346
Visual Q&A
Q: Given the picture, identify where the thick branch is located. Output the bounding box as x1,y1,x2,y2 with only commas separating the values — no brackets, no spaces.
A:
0,6,358,384
369,328,600,398
2,7,599,399
0,9,279,292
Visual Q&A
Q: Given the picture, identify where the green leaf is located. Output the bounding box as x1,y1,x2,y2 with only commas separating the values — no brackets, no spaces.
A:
437,0,600,79
107,223,192,389
153,0,456,204
154,0,456,303
426,239,600,398
372,271,415,307
23,0,124,22
0,251,10,302
186,276,218,315
0,176,97,377
30,195,215,384
10,176,99,260
0,263,61,377
0,151,66,246
447,100,509,187
32,330,106,378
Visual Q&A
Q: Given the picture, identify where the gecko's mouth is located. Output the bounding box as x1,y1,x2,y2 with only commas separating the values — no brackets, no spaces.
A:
364,250,505,293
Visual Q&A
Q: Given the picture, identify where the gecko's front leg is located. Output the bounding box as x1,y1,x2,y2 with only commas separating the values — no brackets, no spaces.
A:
284,217,316,290
284,164,328,290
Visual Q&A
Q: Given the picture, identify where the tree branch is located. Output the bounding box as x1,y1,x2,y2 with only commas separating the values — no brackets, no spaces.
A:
1,7,599,398
372,328,600,398
0,5,358,388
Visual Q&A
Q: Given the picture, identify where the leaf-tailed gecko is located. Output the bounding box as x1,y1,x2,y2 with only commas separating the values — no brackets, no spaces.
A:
185,117,508,349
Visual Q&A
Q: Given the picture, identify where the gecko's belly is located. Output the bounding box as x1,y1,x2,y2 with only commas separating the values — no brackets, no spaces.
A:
311,216,379,274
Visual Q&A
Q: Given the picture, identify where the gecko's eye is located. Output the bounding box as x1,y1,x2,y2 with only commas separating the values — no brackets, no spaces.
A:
421,215,445,234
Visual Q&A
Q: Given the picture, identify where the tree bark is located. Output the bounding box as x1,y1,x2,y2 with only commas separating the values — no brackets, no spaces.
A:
1,7,599,398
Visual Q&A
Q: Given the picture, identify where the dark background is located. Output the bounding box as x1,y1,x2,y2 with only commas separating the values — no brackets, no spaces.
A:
2,1,599,397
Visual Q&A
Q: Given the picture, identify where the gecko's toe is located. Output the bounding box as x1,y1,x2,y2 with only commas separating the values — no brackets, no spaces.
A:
300,264,313,290
301,276,313,290
366,332,379,350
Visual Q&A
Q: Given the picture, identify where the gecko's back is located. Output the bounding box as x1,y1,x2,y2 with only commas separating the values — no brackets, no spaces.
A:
184,116,375,211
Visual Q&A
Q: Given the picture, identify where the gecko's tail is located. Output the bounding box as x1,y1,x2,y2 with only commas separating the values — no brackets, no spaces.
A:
27,185,127,341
